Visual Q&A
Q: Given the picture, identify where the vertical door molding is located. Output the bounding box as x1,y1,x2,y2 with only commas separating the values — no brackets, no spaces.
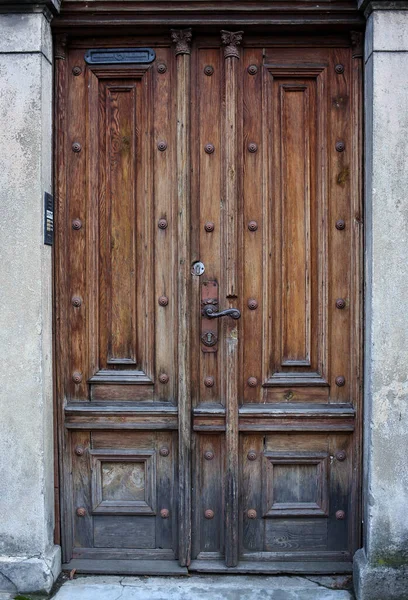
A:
171,27,193,567
350,29,364,555
54,33,72,560
221,29,244,568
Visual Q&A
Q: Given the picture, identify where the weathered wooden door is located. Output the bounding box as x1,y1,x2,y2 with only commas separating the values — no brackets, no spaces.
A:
55,30,362,574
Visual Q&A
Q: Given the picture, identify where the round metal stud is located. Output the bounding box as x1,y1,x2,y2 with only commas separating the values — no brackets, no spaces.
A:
247,377,258,388
204,222,215,232
72,372,82,384
248,142,258,153
335,375,346,387
204,65,214,76
72,66,82,76
204,509,214,519
76,507,86,517
336,510,346,520
159,447,170,457
74,445,84,456
72,142,82,153
159,373,169,384
247,64,258,75
158,296,169,306
204,450,214,461
204,376,215,388
205,143,215,154
336,298,346,310
335,64,345,74
248,299,258,310
157,63,167,74
247,509,257,519
336,219,346,230
247,451,257,461
160,508,170,519
72,296,82,308
72,219,82,230
158,218,168,230
158,141,167,152
336,450,347,462
335,141,346,152
248,220,258,232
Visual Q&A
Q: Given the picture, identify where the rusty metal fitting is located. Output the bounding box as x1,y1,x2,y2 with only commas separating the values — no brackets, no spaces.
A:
247,377,258,388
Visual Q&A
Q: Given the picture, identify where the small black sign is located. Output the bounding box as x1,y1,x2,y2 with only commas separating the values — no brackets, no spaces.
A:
44,192,54,246
84,48,156,65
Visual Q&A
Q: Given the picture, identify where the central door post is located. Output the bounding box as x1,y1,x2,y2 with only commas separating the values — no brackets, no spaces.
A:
221,29,244,568
171,27,193,567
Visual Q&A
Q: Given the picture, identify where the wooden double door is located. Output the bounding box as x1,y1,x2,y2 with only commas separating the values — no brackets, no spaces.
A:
55,30,363,574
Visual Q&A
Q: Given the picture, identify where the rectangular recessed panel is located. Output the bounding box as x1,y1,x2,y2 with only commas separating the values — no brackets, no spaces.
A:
266,64,329,392
91,450,156,514
264,452,328,517
88,65,156,391
265,519,327,552
102,462,145,502
281,85,311,366
273,464,317,505
105,85,137,365
94,516,155,548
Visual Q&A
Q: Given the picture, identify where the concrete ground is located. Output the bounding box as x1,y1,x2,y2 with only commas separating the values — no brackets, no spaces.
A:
45,575,355,600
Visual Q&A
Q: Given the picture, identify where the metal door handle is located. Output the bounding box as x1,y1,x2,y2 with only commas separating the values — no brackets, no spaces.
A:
202,306,241,320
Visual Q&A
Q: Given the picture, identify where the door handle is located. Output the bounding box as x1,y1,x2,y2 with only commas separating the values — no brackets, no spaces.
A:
202,306,241,320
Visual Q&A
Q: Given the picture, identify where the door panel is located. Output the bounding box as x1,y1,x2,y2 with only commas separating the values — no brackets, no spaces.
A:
55,32,362,573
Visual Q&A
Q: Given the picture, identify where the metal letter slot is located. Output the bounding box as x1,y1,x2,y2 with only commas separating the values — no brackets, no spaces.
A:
84,48,156,65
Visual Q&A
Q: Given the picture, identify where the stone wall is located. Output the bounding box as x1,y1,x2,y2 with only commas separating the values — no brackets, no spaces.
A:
0,4,61,595
354,1,408,598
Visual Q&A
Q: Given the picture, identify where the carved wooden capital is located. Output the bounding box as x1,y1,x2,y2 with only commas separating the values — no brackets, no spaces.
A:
221,30,244,59
171,28,193,56
54,34,68,60
351,31,363,58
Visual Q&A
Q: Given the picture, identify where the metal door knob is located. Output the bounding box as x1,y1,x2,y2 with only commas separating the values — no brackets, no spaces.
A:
202,306,241,320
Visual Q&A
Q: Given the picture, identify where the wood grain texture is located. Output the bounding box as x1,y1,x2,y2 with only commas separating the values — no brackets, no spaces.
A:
349,33,364,556
266,60,328,393
222,30,243,569
55,33,363,572
54,1,364,31
54,33,72,561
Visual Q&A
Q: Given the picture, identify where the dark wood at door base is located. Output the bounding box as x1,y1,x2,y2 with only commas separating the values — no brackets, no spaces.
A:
62,559,188,576
189,560,353,574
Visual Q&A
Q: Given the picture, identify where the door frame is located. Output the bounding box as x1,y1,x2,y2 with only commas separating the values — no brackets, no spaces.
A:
52,1,365,571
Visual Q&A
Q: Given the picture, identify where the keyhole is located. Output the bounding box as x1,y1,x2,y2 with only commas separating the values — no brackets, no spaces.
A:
191,261,205,276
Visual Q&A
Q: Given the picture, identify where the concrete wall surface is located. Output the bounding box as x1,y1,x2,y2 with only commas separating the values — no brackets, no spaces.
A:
0,9,60,596
354,2,408,599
